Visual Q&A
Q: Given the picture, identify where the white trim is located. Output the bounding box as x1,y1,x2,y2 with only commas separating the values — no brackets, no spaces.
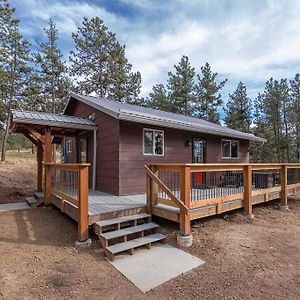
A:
143,128,164,156
221,139,239,159
66,140,72,153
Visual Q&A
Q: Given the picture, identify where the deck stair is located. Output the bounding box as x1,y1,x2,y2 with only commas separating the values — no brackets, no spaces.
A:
25,192,45,207
94,213,166,261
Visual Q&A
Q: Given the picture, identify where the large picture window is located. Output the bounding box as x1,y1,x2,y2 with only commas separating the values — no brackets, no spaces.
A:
143,129,164,156
221,140,239,158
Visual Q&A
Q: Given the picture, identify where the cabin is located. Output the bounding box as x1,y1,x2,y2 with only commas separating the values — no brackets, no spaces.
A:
9,93,300,259
62,92,264,196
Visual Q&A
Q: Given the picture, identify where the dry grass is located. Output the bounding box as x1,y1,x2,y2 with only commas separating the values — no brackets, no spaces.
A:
0,151,36,203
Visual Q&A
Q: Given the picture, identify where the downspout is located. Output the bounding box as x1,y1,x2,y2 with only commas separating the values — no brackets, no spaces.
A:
92,129,97,190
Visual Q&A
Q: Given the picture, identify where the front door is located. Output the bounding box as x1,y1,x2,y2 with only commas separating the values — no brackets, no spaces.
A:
192,139,206,187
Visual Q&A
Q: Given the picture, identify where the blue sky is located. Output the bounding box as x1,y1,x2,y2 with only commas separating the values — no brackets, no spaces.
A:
11,0,300,106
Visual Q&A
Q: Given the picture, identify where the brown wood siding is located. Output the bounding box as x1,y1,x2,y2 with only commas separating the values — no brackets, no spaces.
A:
65,100,120,195
119,121,249,195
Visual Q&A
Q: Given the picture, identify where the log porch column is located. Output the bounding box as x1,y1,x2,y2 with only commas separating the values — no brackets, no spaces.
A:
37,142,43,192
44,128,52,205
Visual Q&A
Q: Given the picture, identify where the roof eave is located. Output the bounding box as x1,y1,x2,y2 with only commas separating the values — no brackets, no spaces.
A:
118,112,266,142
12,118,97,131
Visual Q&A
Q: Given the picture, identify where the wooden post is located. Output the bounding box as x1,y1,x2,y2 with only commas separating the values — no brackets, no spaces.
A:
150,165,158,207
180,166,191,236
243,165,253,215
37,142,43,192
281,164,288,207
78,166,89,241
44,128,52,205
146,173,152,213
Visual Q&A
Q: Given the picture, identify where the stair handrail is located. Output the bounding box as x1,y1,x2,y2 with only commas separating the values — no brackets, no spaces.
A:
145,165,189,215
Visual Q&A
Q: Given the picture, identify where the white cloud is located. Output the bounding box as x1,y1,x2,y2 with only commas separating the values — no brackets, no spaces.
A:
12,0,300,99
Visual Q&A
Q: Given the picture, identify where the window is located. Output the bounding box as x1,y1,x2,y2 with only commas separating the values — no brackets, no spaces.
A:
222,140,239,158
66,140,72,153
143,129,164,156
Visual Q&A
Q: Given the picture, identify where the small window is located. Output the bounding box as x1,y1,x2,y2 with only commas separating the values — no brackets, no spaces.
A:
66,140,72,153
222,140,239,158
143,129,164,156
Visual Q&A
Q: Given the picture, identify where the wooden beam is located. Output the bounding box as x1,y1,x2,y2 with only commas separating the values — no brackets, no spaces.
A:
179,166,191,236
25,126,45,143
243,165,253,215
37,142,43,192
78,165,89,241
23,132,38,146
281,165,288,206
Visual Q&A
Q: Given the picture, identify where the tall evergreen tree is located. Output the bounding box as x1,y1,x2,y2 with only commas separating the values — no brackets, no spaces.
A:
70,17,141,102
225,82,252,132
167,55,195,116
258,78,289,162
0,0,31,161
194,62,227,124
34,19,68,113
289,73,300,162
147,84,170,111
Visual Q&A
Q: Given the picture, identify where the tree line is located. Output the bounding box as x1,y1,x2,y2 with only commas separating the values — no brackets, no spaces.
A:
1,0,300,163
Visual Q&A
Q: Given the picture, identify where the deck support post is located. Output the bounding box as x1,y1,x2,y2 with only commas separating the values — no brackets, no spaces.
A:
37,142,43,192
78,165,90,243
280,164,289,210
44,128,52,206
179,166,191,237
243,165,253,216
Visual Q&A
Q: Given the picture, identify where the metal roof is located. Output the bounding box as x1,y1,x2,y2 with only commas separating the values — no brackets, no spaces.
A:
11,109,96,131
66,92,266,142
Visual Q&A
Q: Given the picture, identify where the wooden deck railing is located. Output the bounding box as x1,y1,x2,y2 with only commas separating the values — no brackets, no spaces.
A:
145,163,300,237
43,163,90,242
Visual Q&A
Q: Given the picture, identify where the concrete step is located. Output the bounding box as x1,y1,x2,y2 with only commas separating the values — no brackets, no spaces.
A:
25,197,38,206
95,213,151,233
105,233,166,261
100,222,159,244
34,192,44,201
25,197,39,207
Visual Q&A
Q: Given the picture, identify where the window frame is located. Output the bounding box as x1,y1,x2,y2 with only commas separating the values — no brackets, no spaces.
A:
143,128,165,156
221,139,239,159
66,140,72,153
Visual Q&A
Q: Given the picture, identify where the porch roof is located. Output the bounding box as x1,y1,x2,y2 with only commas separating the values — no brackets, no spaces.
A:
11,109,96,131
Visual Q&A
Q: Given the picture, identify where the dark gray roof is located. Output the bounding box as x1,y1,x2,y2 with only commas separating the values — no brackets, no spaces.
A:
11,109,96,131
67,92,266,142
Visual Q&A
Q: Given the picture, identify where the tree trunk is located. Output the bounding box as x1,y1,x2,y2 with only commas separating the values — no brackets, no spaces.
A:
1,110,10,161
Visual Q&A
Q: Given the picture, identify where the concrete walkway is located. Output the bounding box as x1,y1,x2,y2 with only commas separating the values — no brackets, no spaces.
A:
110,243,205,293
0,202,30,212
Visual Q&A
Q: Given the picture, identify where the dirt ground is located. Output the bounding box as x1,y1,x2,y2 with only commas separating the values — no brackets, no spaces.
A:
0,153,300,299
0,199,299,299
0,152,37,204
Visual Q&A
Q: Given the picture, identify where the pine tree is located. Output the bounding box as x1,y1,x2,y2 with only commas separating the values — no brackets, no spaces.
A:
167,55,195,116
289,73,300,162
258,78,289,162
194,62,227,124
147,84,170,111
34,19,68,113
225,82,252,132
70,17,141,102
0,0,31,161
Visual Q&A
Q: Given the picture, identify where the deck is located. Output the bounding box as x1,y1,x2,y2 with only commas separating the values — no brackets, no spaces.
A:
51,189,147,224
